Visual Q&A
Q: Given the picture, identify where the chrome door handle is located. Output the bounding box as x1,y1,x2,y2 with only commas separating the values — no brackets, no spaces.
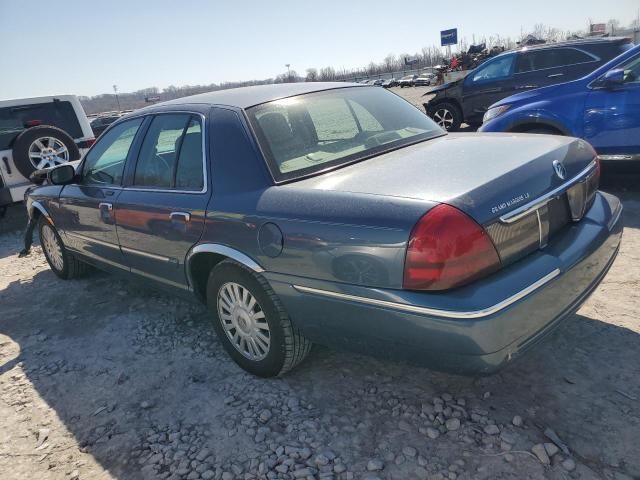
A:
547,73,564,78
170,212,191,223
99,202,113,211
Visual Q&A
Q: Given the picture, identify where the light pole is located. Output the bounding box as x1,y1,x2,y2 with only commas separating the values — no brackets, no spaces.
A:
113,84,122,112
285,64,291,82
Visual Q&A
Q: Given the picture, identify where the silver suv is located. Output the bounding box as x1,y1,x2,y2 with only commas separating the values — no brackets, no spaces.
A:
0,95,95,212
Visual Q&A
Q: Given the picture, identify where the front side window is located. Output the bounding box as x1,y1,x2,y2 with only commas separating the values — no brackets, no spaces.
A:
82,117,143,185
619,54,640,84
470,55,514,82
133,114,204,190
247,87,443,182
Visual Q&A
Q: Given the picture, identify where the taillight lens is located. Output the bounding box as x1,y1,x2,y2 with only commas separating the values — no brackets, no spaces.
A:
403,204,501,291
77,138,96,149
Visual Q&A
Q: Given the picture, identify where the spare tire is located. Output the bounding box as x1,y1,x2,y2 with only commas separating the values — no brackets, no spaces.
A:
12,126,80,178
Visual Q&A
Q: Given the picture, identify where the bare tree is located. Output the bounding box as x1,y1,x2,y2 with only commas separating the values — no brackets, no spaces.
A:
305,68,318,82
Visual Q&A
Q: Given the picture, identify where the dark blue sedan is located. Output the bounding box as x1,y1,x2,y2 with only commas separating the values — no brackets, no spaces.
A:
26,83,622,376
480,44,640,161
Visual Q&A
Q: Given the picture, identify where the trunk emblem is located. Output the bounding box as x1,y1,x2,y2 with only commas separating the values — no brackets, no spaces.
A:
553,160,566,180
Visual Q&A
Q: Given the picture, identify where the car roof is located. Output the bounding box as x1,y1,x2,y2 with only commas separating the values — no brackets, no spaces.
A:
0,94,80,108
515,36,630,52
145,82,364,110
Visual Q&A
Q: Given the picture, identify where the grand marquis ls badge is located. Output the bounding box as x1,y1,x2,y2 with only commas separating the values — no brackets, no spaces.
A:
552,160,566,180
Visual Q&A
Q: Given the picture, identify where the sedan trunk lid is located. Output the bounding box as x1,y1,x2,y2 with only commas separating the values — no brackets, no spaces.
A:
294,132,597,226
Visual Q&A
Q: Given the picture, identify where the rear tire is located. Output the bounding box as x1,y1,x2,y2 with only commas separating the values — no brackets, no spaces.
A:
428,102,462,131
38,216,89,279
206,260,312,377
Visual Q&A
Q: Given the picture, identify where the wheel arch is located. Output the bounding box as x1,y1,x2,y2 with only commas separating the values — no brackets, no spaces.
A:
504,114,572,136
425,97,463,114
186,244,264,301
29,200,53,224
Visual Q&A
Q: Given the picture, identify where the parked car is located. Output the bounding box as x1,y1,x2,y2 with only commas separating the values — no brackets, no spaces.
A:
382,78,398,88
480,44,640,162
0,95,95,212
26,83,622,377
371,79,385,86
424,37,633,131
90,114,122,137
398,74,418,87
414,73,436,86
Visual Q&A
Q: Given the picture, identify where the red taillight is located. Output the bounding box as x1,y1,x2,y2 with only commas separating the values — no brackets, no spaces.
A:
403,204,501,291
77,138,96,149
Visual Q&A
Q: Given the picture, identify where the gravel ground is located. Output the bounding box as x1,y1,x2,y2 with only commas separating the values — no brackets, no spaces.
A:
1,125,639,480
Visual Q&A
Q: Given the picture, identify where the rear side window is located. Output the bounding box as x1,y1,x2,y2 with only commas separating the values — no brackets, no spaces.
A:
0,100,83,150
82,118,143,186
517,48,595,73
133,114,204,191
558,48,595,65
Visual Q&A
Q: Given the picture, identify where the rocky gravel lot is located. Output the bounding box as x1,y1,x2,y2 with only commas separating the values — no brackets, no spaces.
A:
1,133,639,479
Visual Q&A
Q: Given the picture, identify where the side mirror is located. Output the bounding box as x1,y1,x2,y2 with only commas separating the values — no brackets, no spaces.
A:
48,164,76,185
602,68,625,87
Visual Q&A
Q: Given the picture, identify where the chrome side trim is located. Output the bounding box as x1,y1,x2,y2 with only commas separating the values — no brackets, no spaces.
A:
121,245,177,263
65,231,121,250
293,269,561,319
500,160,597,224
131,268,191,291
608,203,623,231
185,243,264,290
598,154,640,162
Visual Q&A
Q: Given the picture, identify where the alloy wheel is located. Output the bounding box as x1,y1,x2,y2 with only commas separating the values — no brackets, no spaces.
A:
41,224,64,271
28,137,70,169
433,108,455,130
217,282,271,361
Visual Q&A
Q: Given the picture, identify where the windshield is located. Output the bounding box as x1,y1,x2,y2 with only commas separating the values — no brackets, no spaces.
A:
247,87,444,182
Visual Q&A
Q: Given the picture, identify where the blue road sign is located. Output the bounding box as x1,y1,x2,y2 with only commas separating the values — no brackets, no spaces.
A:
441,28,458,46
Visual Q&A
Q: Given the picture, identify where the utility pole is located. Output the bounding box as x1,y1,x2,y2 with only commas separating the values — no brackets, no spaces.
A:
285,64,291,82
113,84,122,112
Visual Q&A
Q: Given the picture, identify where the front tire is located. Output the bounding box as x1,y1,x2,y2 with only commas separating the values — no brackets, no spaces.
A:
38,217,89,279
428,102,462,131
206,260,312,377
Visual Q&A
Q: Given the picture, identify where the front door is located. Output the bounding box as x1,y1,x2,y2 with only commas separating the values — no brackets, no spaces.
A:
115,113,209,289
56,117,145,272
584,52,640,157
461,54,516,124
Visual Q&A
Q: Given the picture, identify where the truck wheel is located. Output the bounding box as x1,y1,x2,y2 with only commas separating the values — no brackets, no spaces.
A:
38,216,89,279
206,260,312,377
12,126,80,178
429,102,462,131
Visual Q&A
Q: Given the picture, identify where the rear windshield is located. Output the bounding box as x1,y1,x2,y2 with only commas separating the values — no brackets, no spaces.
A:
0,100,84,150
247,87,443,182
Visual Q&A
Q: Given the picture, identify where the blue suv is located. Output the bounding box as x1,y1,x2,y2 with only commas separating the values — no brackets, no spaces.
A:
480,44,640,162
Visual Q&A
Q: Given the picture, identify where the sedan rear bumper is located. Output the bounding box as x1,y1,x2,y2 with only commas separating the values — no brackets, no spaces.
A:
265,191,623,374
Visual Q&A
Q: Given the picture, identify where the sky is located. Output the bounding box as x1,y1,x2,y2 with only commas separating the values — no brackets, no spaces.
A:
2,0,639,99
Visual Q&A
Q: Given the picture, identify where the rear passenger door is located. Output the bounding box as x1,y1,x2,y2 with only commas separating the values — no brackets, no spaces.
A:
115,112,210,290
514,48,598,90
